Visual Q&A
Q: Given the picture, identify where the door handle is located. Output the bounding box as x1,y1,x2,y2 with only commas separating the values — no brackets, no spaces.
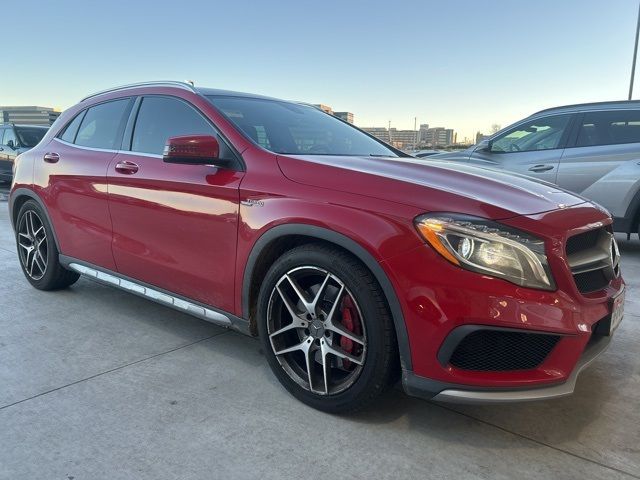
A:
529,164,554,172
43,152,60,163
115,160,139,175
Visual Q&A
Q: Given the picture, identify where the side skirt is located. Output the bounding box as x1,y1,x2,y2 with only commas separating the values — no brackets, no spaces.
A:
59,255,251,335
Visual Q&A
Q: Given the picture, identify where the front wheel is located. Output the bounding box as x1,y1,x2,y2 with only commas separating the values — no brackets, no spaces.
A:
257,243,398,413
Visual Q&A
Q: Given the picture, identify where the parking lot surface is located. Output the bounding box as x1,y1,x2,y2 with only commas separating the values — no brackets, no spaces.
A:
1,189,639,479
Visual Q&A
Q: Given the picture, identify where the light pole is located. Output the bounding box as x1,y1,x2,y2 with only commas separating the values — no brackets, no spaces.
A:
629,2,640,100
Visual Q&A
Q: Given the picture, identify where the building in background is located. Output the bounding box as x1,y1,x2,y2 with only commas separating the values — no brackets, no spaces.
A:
361,127,418,149
314,105,354,124
314,104,334,115
418,125,456,147
334,111,354,124
0,106,60,126
361,127,391,143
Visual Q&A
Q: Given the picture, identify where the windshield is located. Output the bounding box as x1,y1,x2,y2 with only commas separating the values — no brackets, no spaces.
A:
15,126,47,148
207,96,398,157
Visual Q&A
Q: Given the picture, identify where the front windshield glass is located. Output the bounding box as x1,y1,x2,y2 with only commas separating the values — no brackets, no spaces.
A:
15,127,47,148
207,96,398,157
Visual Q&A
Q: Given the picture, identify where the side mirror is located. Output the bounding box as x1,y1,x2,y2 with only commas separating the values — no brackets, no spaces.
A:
6,139,16,150
475,139,492,152
162,135,228,166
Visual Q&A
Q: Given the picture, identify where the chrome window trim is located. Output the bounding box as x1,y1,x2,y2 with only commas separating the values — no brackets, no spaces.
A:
53,137,118,154
53,137,163,158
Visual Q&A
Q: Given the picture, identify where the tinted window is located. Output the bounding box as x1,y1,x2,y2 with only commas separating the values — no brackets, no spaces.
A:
491,115,570,153
15,126,47,148
75,99,130,150
576,110,640,147
131,96,218,155
207,96,398,157
59,111,85,143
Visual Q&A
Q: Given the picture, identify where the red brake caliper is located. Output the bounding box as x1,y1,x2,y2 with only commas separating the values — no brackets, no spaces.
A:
339,296,361,370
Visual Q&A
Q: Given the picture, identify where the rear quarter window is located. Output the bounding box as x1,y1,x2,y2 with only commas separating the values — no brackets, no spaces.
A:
59,111,86,143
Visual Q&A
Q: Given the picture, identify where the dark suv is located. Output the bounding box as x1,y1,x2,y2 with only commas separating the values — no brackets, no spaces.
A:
8,82,625,412
0,123,48,183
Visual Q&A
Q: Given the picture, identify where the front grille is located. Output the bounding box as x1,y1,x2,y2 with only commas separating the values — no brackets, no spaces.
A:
573,269,610,294
449,329,560,371
566,229,601,256
566,227,613,294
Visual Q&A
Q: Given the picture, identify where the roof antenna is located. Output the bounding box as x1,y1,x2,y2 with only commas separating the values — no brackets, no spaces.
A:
186,80,195,87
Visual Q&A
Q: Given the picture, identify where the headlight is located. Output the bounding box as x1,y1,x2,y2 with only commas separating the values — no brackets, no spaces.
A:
414,214,555,291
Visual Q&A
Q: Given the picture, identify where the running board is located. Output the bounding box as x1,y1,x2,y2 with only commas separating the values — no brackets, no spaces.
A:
66,261,247,332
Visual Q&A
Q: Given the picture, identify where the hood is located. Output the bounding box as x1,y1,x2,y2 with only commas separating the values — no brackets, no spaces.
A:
277,155,586,220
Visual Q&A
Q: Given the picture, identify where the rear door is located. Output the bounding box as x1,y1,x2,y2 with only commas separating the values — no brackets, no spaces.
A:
42,98,133,270
557,109,640,218
469,114,573,183
106,95,244,312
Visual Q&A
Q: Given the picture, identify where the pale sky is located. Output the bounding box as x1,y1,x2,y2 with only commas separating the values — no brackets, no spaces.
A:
2,0,639,140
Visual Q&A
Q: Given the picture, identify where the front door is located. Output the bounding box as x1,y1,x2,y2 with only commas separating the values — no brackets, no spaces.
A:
107,95,243,312
469,113,574,184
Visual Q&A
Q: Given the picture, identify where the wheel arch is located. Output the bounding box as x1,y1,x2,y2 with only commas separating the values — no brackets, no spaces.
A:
242,223,412,370
9,188,61,251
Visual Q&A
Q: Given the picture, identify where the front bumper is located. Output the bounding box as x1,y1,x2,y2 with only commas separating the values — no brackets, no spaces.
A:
382,205,624,402
402,333,611,403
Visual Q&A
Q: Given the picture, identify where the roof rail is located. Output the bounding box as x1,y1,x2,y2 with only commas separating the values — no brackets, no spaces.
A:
80,81,197,102
532,99,640,115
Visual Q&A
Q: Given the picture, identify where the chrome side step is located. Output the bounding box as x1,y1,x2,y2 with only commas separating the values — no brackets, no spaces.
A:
68,262,232,327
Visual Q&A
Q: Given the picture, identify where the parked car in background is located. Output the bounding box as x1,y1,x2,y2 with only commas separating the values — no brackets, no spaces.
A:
9,82,624,412
433,101,640,237
0,123,48,184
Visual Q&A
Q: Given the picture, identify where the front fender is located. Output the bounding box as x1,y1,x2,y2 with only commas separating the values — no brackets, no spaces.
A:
237,195,423,371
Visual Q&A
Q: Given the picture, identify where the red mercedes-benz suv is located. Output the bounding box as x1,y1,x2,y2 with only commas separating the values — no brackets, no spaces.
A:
9,82,625,412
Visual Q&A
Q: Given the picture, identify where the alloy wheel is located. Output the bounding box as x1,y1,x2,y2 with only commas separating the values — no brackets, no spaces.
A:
17,210,48,281
267,266,367,395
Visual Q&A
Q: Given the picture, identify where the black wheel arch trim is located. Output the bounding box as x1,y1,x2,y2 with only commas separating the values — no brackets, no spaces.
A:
9,188,62,252
242,223,412,370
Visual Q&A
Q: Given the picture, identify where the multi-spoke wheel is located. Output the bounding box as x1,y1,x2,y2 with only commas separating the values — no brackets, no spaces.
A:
258,244,398,413
17,210,48,280
15,200,79,290
268,266,367,395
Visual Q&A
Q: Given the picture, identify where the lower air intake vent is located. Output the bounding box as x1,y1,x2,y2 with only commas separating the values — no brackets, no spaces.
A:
449,329,560,371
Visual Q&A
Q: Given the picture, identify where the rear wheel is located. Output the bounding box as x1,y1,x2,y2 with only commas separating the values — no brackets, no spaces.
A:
257,243,397,413
16,200,79,290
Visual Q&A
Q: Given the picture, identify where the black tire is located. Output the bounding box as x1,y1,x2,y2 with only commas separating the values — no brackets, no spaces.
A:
257,243,398,413
15,200,80,290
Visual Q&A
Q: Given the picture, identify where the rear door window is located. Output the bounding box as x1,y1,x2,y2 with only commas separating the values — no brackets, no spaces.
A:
75,99,130,150
575,110,640,147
